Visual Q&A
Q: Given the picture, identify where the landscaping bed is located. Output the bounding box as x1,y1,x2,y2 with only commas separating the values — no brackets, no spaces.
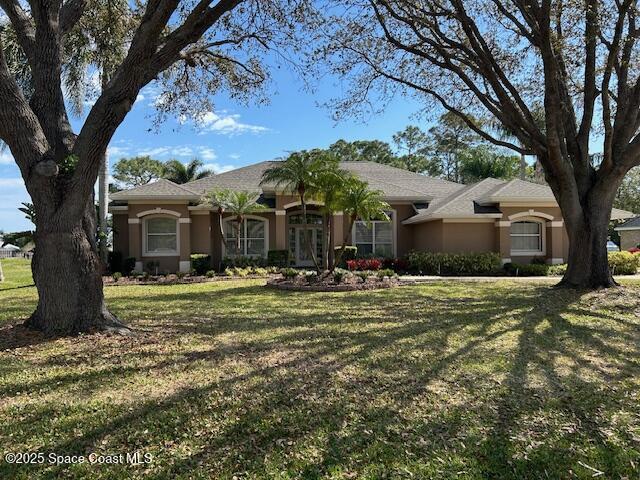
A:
267,268,403,292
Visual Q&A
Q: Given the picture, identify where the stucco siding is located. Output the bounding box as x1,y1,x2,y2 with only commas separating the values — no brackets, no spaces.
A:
190,214,212,256
442,222,496,253
412,221,444,252
112,214,129,256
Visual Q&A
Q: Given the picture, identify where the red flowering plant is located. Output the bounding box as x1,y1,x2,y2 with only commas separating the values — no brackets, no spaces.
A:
346,258,382,271
629,247,640,254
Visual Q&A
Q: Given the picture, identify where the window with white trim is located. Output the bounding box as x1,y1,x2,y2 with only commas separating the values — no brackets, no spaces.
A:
224,217,267,257
145,217,178,255
511,220,543,253
353,214,394,257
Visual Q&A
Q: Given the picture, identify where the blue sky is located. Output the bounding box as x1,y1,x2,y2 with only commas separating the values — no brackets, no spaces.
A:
0,66,420,233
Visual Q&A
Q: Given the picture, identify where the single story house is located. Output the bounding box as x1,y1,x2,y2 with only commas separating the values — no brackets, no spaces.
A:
109,160,633,272
615,217,640,250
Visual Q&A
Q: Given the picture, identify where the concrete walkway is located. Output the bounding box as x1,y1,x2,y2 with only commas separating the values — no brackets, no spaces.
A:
399,275,640,283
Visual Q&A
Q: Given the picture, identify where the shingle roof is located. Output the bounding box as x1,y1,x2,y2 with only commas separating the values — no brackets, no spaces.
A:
615,216,640,230
111,160,465,201
110,178,198,200
403,178,506,224
478,178,555,202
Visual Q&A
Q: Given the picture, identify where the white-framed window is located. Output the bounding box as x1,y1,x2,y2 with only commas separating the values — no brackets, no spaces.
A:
223,216,268,257
144,216,179,256
511,219,545,255
353,212,395,257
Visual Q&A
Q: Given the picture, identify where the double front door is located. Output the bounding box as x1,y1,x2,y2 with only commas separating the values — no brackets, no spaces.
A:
289,227,323,267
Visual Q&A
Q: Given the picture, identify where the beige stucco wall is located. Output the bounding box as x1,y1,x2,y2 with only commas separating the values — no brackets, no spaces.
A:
620,230,640,250
190,213,212,256
442,222,496,253
412,221,444,252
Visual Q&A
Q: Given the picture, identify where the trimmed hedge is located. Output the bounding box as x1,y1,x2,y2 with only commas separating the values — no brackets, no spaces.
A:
267,249,291,267
107,251,123,274
407,252,502,276
190,254,211,275
222,256,267,268
335,246,357,268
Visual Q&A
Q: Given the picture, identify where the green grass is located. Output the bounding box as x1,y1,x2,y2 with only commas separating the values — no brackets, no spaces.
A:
0,261,639,479
0,258,33,291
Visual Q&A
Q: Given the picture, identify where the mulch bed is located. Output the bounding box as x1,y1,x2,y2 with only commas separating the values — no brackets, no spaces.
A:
103,274,275,286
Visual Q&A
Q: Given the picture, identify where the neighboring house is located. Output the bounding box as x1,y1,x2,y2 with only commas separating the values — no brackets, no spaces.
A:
0,243,21,259
615,217,640,250
109,160,634,272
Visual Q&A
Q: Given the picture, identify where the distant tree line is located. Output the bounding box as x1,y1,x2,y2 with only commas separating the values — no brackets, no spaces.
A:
111,157,214,190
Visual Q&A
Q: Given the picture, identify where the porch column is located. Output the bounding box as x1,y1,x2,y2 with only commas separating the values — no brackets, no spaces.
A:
547,221,565,264
275,210,286,250
128,218,143,272
495,220,511,264
179,217,191,273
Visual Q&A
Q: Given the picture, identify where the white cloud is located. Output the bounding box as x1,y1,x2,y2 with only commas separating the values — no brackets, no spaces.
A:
0,178,24,188
0,150,14,165
135,93,145,104
203,163,235,174
229,153,241,160
197,147,217,161
198,111,269,136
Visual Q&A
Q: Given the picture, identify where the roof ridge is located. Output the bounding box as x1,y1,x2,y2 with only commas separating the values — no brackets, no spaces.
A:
156,177,200,195
340,160,463,186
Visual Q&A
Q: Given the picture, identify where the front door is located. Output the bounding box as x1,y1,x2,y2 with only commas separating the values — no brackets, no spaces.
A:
294,227,322,267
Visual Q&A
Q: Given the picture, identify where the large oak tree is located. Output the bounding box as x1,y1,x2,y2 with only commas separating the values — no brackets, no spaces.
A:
0,0,307,334
317,0,640,288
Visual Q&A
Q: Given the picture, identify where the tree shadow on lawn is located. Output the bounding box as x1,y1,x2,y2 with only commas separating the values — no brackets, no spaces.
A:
2,283,640,478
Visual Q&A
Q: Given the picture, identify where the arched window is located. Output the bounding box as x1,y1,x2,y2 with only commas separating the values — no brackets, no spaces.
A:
223,216,268,257
511,219,545,255
144,216,178,256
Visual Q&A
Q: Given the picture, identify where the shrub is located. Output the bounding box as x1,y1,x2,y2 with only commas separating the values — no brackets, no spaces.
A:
609,251,640,275
531,257,546,265
333,268,349,283
112,272,122,282
305,271,318,283
190,254,211,275
547,264,567,276
252,267,268,276
206,270,216,278
223,256,266,268
335,246,357,268
346,258,382,271
267,250,291,267
176,271,186,279
281,268,299,280
382,257,409,273
123,257,136,276
108,251,123,274
507,263,550,276
377,268,395,279
407,252,502,276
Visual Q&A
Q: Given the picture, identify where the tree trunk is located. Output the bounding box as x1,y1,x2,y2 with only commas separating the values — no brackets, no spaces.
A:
519,152,526,180
26,203,129,335
558,202,616,289
332,215,356,271
322,213,331,271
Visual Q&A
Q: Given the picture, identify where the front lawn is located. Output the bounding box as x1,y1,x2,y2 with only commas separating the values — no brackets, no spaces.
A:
0,261,639,479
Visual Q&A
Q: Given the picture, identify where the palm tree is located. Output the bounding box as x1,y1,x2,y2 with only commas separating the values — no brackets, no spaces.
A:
309,165,352,271
260,150,327,271
333,178,390,271
164,159,214,184
203,189,266,261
